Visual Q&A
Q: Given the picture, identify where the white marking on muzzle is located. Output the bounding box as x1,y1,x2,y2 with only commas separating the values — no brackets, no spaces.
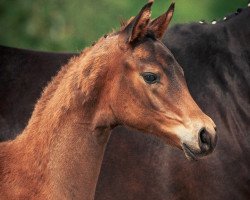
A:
172,125,199,150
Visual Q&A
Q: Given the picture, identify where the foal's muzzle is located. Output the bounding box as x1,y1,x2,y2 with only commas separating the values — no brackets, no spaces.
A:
182,127,217,161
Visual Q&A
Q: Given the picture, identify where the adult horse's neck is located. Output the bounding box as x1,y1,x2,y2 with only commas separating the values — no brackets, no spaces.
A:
0,45,115,200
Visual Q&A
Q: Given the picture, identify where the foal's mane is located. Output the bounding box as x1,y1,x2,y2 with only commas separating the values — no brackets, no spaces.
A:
29,36,112,124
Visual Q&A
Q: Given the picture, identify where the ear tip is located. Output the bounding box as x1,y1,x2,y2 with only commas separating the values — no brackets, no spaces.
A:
169,2,175,10
146,0,154,7
140,0,153,12
140,1,154,16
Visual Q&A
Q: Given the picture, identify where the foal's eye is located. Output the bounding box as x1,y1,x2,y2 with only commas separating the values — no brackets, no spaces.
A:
141,72,158,84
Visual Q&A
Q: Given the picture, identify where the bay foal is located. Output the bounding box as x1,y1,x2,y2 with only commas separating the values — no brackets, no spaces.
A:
0,2,217,200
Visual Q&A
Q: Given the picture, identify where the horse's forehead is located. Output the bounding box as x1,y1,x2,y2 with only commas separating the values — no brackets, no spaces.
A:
132,45,152,60
132,41,172,65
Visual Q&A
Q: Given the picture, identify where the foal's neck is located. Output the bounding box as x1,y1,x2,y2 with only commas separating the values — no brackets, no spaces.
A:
1,49,115,199
47,119,111,200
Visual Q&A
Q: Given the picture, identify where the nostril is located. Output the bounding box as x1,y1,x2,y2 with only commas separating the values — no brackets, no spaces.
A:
199,128,212,153
200,128,209,145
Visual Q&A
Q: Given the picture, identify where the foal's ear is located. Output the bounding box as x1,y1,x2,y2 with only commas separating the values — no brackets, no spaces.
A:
149,2,175,39
122,1,153,43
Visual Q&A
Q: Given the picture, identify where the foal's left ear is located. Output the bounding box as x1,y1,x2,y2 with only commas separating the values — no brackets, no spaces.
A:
149,3,175,39
122,1,153,43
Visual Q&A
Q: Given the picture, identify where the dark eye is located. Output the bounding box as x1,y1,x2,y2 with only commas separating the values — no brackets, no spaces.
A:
141,72,158,84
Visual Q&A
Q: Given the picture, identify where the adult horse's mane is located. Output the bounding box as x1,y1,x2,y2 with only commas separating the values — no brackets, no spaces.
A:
0,3,249,200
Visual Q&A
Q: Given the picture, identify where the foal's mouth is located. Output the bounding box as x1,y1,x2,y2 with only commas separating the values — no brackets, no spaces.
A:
182,143,198,161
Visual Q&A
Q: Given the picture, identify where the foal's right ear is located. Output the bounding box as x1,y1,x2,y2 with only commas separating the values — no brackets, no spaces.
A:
149,2,175,39
121,1,153,44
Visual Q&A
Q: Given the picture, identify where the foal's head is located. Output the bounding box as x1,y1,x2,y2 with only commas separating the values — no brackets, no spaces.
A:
84,2,217,160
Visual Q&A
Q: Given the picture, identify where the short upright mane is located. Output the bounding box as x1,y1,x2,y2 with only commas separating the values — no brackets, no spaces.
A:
29,40,111,127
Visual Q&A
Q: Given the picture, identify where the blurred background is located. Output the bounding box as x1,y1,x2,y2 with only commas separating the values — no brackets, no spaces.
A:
0,0,248,52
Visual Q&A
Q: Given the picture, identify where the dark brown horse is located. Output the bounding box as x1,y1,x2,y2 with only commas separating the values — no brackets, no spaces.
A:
1,3,249,200
0,2,217,199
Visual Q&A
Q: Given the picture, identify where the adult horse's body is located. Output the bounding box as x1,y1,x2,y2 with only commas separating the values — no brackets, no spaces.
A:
0,4,249,200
